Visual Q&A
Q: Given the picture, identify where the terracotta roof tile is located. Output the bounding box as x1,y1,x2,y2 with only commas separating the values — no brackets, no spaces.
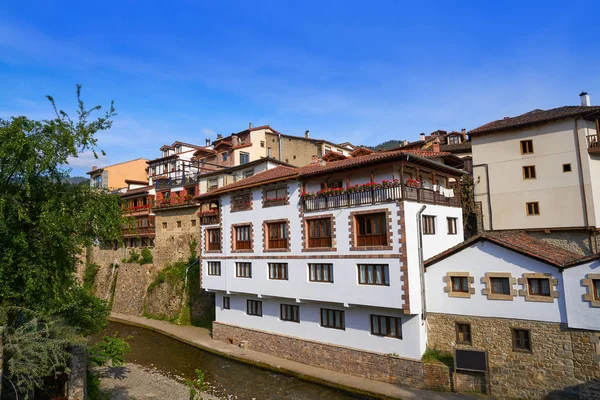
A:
425,231,598,268
469,106,600,136
439,142,472,152
196,165,299,197
121,185,153,197
403,150,451,157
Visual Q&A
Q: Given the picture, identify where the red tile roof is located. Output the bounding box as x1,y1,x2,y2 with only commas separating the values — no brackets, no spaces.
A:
195,165,298,197
121,185,154,197
469,106,600,136
403,150,451,157
425,231,598,268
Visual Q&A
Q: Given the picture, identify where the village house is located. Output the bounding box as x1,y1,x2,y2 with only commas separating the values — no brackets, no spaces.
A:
395,129,472,172
198,150,465,388
470,92,600,254
86,158,149,191
425,231,600,399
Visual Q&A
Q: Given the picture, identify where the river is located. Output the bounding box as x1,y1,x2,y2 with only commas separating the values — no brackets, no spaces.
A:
98,322,373,400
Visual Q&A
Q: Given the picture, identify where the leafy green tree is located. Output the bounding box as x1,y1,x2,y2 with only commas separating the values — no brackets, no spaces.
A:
0,85,124,393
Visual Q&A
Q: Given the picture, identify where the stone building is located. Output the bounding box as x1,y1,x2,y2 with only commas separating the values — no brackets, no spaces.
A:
425,231,600,399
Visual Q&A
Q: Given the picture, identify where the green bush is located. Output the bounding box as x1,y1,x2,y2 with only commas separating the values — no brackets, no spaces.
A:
83,263,100,292
422,347,454,368
128,249,140,262
146,261,187,294
139,248,153,264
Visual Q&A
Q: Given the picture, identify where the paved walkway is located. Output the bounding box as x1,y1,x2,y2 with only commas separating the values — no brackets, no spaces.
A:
109,313,487,400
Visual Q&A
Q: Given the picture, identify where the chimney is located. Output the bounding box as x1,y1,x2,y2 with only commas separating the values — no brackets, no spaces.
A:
205,138,210,147
92,166,97,171
249,122,253,129
231,134,239,146
311,155,319,164
580,91,591,107
420,133,426,141
432,142,441,152
403,140,409,146
461,128,466,134
216,134,223,140
305,130,310,138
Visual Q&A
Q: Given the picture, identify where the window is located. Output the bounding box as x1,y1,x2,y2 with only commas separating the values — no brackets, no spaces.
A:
264,187,288,205
207,228,221,251
186,187,195,197
324,146,332,154
448,135,460,145
594,279,600,301
321,308,344,329
223,296,230,309
177,221,182,228
456,323,472,344
563,163,572,173
452,276,469,293
260,140,265,148
320,180,344,190
231,193,252,212
490,277,510,295
247,300,262,316
208,179,218,190
307,218,332,248
266,222,288,249
207,262,221,276
423,215,436,235
447,217,457,235
358,264,390,286
355,212,388,246
162,222,168,229
528,278,551,296
269,263,288,280
243,170,254,178
236,262,252,278
526,202,540,216
520,140,534,154
240,152,250,164
222,152,228,162
523,165,536,179
309,264,333,283
280,304,299,322
191,219,197,227
512,329,531,352
234,225,251,250
371,315,402,339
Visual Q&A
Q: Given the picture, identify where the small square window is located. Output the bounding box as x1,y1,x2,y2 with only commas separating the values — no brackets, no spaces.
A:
523,165,536,179
247,300,262,316
177,221,182,228
526,202,540,216
451,276,469,293
563,163,572,173
520,140,534,154
222,152,228,162
512,328,531,352
593,279,600,301
268,263,288,280
236,262,252,278
447,217,458,235
191,219,197,227
490,277,511,295
456,323,472,344
423,215,436,235
528,278,551,296
260,141,265,148
162,222,168,229
208,261,221,276
223,296,230,309
280,304,299,322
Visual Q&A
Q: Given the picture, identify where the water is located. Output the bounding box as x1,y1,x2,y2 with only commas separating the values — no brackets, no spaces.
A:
97,322,372,400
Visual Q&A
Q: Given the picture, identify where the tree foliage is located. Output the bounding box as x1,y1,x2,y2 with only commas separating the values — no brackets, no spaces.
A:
0,85,124,392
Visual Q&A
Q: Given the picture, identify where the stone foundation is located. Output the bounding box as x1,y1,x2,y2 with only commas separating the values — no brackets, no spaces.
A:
427,313,600,399
154,207,200,267
212,321,451,391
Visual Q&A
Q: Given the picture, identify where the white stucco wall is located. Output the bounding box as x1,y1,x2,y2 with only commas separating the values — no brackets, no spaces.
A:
563,260,600,331
215,293,423,359
425,241,566,323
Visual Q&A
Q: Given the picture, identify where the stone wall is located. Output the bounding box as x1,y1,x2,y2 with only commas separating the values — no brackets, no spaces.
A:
144,274,184,320
212,321,451,391
154,206,200,267
111,262,154,315
67,346,87,400
427,312,600,399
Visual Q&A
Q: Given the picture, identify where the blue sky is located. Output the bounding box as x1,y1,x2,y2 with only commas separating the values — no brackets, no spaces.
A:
1,1,599,176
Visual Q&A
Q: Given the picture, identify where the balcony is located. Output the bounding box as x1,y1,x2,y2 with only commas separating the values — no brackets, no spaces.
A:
587,134,600,154
122,204,151,215
153,196,198,210
155,174,198,189
122,226,155,237
301,182,460,212
197,210,220,225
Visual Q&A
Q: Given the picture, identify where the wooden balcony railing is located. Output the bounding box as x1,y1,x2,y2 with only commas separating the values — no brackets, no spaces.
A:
155,174,198,189
587,134,600,154
307,237,332,248
153,197,198,209
301,185,459,212
357,234,387,247
208,242,221,251
235,240,252,250
122,226,155,236
268,238,288,249
199,214,219,225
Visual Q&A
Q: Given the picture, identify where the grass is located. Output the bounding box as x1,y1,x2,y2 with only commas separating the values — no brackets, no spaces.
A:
422,347,454,368
83,263,100,293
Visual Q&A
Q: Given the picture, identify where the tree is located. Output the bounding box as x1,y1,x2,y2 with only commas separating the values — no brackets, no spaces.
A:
0,85,124,393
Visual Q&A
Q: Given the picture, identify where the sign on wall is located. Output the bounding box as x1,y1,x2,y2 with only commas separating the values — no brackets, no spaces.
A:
454,349,488,372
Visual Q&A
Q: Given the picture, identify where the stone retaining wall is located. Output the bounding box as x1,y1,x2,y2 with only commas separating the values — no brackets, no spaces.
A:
212,321,451,391
154,207,200,267
427,313,600,399
112,263,153,315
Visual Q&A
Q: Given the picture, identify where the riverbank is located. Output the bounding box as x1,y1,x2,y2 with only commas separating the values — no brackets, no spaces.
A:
108,313,486,400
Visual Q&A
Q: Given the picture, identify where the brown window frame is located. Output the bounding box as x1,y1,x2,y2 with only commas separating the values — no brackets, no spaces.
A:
266,222,288,249
235,262,252,278
520,140,534,154
309,263,333,283
191,219,197,227
263,186,288,207
234,225,252,250
358,264,390,286
594,279,600,301
451,276,469,293
162,222,168,229
423,215,436,235
370,315,402,339
246,300,262,316
490,277,511,295
231,193,252,212
280,304,300,323
307,217,333,248
522,165,536,179
268,263,288,280
447,217,457,235
177,220,182,228
528,278,551,297
320,308,345,330
222,296,230,309
512,328,532,352
456,322,472,345
207,261,221,276
320,180,344,190
355,212,388,246
207,228,221,251
526,202,540,216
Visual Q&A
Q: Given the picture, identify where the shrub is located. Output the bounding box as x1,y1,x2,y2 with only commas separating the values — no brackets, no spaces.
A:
422,347,454,368
139,248,153,265
128,249,140,262
83,263,100,292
